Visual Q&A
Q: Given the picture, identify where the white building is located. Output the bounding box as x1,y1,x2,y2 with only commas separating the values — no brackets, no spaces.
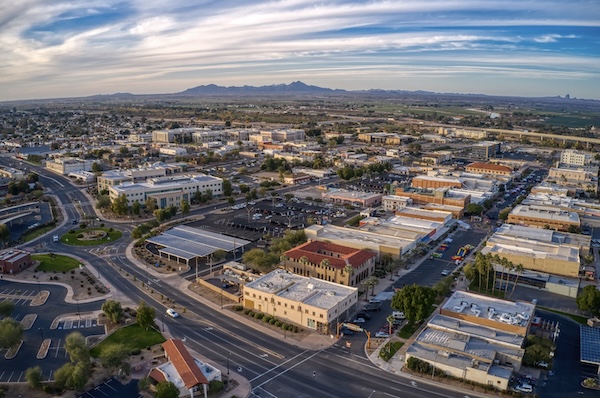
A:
45,157,97,175
382,195,413,212
159,147,187,156
109,174,222,208
560,149,592,166
243,268,358,335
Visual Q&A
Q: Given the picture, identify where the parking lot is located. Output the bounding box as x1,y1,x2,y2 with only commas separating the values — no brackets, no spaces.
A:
77,377,141,398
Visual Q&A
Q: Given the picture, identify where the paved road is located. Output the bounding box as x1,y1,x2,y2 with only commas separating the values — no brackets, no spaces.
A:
0,159,490,398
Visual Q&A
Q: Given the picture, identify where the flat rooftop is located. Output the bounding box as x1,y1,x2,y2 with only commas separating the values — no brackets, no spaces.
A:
509,205,580,224
442,291,535,329
245,269,357,309
305,224,413,251
428,314,525,348
323,189,383,200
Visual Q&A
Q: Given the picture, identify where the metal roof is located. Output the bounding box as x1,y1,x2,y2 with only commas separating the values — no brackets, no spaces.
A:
581,325,600,365
146,225,250,260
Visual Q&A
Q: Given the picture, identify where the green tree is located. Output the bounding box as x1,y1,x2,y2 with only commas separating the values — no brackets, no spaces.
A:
91,162,103,173
212,249,227,263
132,201,141,216
242,249,278,271
111,193,129,215
155,381,179,398
361,276,379,297
138,377,151,392
65,332,90,366
227,196,235,206
222,179,233,197
99,343,129,368
0,318,23,348
25,366,43,389
136,301,156,329
465,203,483,215
101,300,123,324
576,285,600,315
180,199,190,215
0,301,14,318
391,284,436,323
53,363,75,390
54,362,88,390
96,195,111,209
239,184,250,194
498,208,511,220
145,197,157,212
0,224,9,247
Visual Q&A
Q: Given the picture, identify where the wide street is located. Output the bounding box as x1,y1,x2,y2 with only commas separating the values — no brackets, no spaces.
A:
0,156,515,397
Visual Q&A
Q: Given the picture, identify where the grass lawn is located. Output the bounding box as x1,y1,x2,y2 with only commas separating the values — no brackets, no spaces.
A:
22,224,55,242
379,341,404,362
90,323,165,358
398,321,420,339
62,227,123,246
33,254,81,272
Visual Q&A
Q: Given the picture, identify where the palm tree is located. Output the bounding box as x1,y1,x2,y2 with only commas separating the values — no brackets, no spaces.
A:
320,259,331,281
474,254,486,292
509,263,524,299
362,276,379,297
386,314,395,337
503,262,514,298
299,256,309,277
343,263,354,286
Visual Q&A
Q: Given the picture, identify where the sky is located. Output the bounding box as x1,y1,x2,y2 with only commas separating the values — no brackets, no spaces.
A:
1,0,599,101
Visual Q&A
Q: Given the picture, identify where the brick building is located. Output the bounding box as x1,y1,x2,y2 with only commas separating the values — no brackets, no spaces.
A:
0,249,32,275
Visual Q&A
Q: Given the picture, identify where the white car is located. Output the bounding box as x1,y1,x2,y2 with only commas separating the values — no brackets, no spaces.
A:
441,270,450,276
53,235,59,243
392,311,406,320
375,331,390,338
515,384,533,393
535,361,549,368
352,318,366,324
166,309,179,318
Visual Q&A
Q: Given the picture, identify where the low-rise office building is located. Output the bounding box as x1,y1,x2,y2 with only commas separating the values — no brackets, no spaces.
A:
0,166,25,180
321,189,383,207
465,162,512,177
396,187,469,218
45,157,97,175
405,291,534,391
470,141,501,159
561,149,593,166
0,249,32,275
281,241,376,287
242,268,358,334
109,174,222,208
97,162,185,192
411,175,462,190
507,204,580,232
481,224,588,278
382,195,413,212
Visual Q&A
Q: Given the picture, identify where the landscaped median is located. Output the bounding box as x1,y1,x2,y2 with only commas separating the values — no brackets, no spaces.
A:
90,323,165,359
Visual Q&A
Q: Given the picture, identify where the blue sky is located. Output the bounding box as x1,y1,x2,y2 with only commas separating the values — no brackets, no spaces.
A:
1,0,599,101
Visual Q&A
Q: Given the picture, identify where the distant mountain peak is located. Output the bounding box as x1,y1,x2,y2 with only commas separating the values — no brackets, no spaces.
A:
178,81,337,95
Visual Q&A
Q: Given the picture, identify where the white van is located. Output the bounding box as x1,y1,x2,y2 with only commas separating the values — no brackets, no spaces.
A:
392,311,406,320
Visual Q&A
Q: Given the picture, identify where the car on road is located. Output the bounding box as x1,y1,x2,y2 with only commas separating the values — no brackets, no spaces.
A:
72,219,78,225
352,318,366,324
53,235,59,242
166,308,179,318
375,331,390,338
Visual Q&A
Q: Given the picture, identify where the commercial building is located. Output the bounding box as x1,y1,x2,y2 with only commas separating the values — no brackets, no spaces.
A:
440,128,488,140
395,187,470,218
305,224,413,259
359,213,450,246
561,149,592,166
109,174,222,208
321,189,383,207
549,167,594,183
159,147,187,156
0,249,32,275
152,128,199,143
531,183,570,197
357,132,403,145
507,204,581,232
242,268,358,334
470,141,501,159
281,241,376,287
45,157,97,175
480,224,588,278
382,195,413,212
405,291,534,391
0,166,25,180
98,162,185,192
411,176,462,190
149,339,220,398
465,162,512,177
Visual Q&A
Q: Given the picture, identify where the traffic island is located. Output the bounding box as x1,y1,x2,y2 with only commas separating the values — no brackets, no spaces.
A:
5,340,23,359
30,290,49,306
19,314,37,330
36,338,51,359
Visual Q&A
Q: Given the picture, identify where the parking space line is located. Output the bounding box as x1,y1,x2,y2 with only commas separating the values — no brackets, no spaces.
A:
95,386,109,396
47,370,53,381
16,371,23,382
6,371,13,382
104,380,117,391
55,339,61,357
0,371,4,380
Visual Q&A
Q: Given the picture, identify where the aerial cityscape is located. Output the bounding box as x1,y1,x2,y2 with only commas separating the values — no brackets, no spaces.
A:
1,1,600,398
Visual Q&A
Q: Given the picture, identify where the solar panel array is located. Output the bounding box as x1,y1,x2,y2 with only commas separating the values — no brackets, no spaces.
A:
580,325,600,365
146,225,250,260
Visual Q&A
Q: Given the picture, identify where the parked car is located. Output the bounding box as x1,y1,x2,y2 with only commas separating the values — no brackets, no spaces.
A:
392,311,405,320
441,270,450,276
535,361,549,368
352,318,366,324
515,384,533,393
166,308,179,318
375,331,390,338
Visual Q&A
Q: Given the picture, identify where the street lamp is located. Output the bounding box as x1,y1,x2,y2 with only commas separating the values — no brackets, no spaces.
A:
227,352,230,377
368,390,376,398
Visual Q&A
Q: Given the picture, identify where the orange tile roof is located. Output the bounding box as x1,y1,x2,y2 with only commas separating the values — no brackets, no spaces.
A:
466,162,512,173
163,339,208,388
284,240,376,269
148,368,166,384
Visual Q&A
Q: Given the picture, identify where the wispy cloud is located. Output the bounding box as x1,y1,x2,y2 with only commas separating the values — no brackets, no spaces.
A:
1,0,599,100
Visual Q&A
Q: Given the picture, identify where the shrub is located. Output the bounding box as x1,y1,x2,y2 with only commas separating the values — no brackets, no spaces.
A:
248,311,255,317
243,309,251,315
131,348,141,355
275,321,282,327
269,318,277,325
254,312,264,320
233,305,244,311
208,380,224,393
